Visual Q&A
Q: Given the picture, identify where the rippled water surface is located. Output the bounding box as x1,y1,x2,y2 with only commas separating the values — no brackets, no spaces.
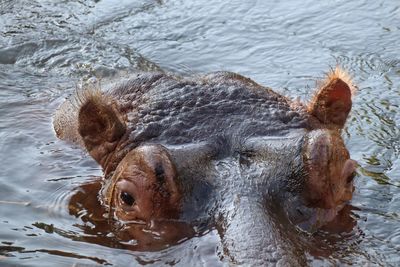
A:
1,0,399,266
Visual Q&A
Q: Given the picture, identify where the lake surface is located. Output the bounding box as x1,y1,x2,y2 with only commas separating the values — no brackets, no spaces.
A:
0,0,399,266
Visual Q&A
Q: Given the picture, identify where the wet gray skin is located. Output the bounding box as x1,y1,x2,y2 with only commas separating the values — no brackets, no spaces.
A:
55,70,356,265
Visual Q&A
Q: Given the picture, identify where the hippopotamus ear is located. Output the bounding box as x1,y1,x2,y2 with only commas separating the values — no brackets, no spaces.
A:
77,90,126,165
308,68,355,128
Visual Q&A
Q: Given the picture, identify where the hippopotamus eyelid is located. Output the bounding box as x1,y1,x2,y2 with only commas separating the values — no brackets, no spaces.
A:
154,163,165,184
347,171,356,184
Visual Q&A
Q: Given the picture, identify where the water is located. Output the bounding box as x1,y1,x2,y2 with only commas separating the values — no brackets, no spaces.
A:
0,0,399,265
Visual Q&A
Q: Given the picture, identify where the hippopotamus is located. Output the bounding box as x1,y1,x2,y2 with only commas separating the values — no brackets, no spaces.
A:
54,68,357,265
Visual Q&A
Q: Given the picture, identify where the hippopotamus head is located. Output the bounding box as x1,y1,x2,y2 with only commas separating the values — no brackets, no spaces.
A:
55,68,356,264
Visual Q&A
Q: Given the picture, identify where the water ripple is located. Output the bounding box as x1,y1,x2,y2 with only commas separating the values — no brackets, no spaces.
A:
0,0,400,265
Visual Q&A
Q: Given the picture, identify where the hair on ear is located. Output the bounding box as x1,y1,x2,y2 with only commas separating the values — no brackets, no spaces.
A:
76,84,126,153
308,67,356,128
318,67,356,95
53,82,105,147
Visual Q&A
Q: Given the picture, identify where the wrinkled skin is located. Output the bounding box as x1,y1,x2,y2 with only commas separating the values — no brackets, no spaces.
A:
54,68,357,265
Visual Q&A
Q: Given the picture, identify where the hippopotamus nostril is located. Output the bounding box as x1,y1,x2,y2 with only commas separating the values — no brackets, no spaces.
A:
342,159,357,184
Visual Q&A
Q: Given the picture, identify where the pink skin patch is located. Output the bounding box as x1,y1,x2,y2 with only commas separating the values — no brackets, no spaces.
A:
304,130,357,211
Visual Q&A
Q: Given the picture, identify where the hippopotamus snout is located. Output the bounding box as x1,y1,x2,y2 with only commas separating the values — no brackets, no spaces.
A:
217,196,300,265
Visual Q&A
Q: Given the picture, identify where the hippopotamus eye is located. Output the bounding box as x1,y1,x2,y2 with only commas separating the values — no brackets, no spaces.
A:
347,172,356,184
120,191,135,206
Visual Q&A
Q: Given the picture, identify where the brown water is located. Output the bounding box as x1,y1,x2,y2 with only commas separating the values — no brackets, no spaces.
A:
0,0,399,266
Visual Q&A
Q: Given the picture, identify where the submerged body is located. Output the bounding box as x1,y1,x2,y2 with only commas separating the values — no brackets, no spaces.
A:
55,69,356,265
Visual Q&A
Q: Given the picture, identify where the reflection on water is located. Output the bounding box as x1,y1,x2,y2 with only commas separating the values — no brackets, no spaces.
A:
67,180,199,252
1,0,400,265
